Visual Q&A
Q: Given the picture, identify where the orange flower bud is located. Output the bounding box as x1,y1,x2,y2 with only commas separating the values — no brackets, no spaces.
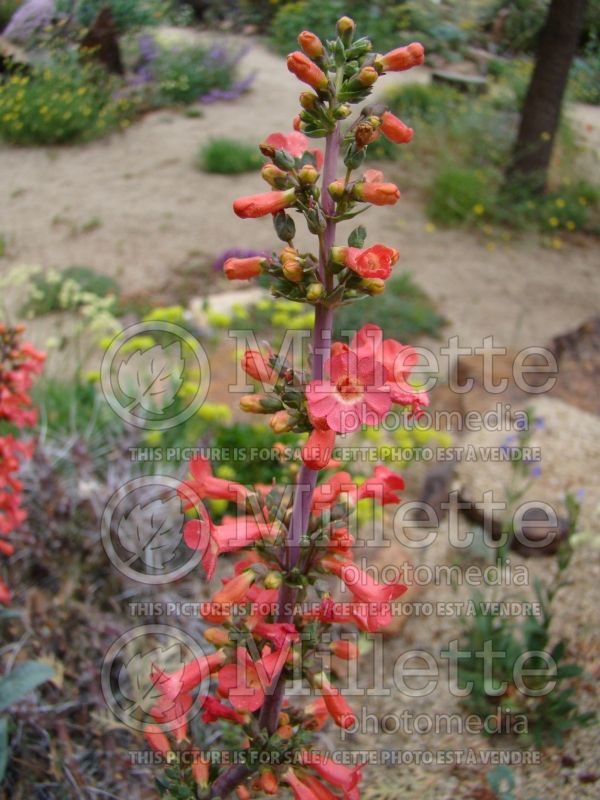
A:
143,724,171,756
298,30,324,58
356,66,378,87
261,162,290,188
242,349,278,384
190,750,210,787
283,260,304,282
259,769,279,795
234,188,296,218
240,394,283,413
355,121,379,147
299,91,318,110
331,640,360,659
236,787,251,800
353,180,400,205
203,627,230,647
223,256,264,280
287,51,329,91
277,724,294,740
298,163,319,185
336,16,355,38
313,673,357,729
381,42,425,72
381,111,413,144
212,571,256,605
293,115,302,131
270,410,295,433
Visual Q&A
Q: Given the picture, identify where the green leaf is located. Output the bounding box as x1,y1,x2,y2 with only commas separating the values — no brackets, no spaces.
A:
0,661,54,712
348,225,367,247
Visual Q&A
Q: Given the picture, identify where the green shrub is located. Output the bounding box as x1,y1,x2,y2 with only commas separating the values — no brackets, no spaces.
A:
152,42,240,106
0,53,135,145
333,272,446,343
19,266,121,317
197,138,264,174
480,0,548,54
0,0,20,31
569,35,600,105
427,166,497,226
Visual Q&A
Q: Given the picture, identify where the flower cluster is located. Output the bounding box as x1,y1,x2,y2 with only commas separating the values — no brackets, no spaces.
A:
0,324,45,605
146,17,425,800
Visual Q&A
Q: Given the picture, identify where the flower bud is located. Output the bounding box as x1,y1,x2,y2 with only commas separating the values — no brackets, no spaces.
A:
276,724,294,740
331,640,360,659
282,260,304,283
293,115,302,131
270,410,295,434
336,16,355,42
380,42,425,72
261,163,290,188
264,570,283,589
360,277,386,295
203,628,230,647
328,180,346,200
355,121,379,148
380,110,413,144
353,180,400,206
334,103,352,119
330,246,348,265
240,394,283,413
234,188,297,219
298,30,324,59
299,91,318,110
298,163,319,185
224,256,265,280
356,66,378,87
306,282,325,302
287,51,329,92
259,769,278,795
242,349,278,384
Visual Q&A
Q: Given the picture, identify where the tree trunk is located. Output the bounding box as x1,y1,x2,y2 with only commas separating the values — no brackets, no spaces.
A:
505,0,587,194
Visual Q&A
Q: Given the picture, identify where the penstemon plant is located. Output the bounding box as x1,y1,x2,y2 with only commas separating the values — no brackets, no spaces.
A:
146,17,427,800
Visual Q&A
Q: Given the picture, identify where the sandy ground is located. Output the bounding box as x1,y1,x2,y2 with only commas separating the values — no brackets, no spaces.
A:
1,34,599,800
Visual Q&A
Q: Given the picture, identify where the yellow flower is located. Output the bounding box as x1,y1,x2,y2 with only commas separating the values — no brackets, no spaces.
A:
578,196,588,206
566,220,576,231
472,203,485,216
555,198,566,208
486,242,496,252
548,216,559,227
425,222,436,233
551,237,562,249
540,131,551,141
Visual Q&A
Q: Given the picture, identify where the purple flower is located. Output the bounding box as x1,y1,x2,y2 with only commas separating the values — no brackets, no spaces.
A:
200,72,257,104
533,417,545,430
212,248,268,273
5,0,56,43
530,465,542,478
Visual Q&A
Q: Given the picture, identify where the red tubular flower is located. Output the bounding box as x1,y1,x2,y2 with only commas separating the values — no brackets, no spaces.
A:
306,344,391,433
322,556,408,604
353,178,400,206
264,131,324,170
381,111,413,144
282,768,321,800
190,749,210,788
212,570,256,605
298,30,324,58
313,674,357,729
150,691,192,743
301,427,336,470
218,646,284,712
357,465,405,504
224,256,265,280
300,751,363,791
302,697,329,730
331,640,360,660
143,724,171,756
300,775,340,800
332,244,399,280
179,456,249,506
242,349,278,384
152,650,227,701
201,695,246,725
259,768,279,795
380,42,425,72
311,471,356,511
234,188,296,219
350,323,429,413
249,621,300,649
287,51,329,91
